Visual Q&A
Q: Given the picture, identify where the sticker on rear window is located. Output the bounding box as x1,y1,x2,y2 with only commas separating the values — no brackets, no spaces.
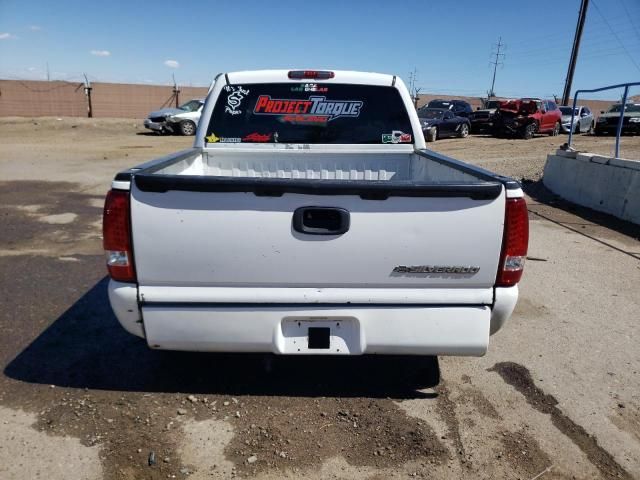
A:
224,85,250,116
242,132,272,142
382,131,412,144
290,83,329,93
253,95,363,122
206,133,241,143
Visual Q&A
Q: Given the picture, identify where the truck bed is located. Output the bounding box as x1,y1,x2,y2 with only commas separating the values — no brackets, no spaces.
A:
123,148,516,200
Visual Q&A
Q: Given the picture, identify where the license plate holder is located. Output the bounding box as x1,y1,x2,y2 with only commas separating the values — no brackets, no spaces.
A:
281,317,359,354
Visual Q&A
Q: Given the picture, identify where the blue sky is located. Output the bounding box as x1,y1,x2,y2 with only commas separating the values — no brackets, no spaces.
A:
1,0,639,100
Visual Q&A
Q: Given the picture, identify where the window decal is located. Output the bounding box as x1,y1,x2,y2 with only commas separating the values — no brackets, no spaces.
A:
224,85,250,116
253,95,363,122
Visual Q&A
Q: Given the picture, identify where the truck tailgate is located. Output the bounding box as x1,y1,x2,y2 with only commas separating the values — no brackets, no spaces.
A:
130,184,505,300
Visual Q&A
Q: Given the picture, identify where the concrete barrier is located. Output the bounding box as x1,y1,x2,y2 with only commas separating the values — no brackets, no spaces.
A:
543,150,640,225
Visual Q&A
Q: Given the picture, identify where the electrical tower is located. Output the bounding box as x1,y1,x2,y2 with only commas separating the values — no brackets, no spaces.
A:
407,67,421,107
408,68,417,95
488,37,505,99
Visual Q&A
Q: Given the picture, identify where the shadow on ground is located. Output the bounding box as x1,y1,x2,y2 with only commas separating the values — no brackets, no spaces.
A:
4,277,438,399
523,179,640,242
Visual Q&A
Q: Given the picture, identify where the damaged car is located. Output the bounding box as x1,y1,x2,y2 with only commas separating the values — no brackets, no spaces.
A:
468,99,502,133
143,98,205,135
492,98,561,139
595,103,640,136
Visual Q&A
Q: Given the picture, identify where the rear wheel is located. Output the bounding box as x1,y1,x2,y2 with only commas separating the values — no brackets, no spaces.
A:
588,122,595,134
550,121,560,136
458,123,470,138
426,126,438,142
179,120,196,136
522,123,536,140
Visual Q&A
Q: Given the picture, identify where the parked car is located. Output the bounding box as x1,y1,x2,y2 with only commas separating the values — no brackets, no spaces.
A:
420,99,473,118
468,99,502,133
144,99,205,135
103,69,528,371
418,108,471,142
492,98,562,139
595,103,640,136
559,105,594,134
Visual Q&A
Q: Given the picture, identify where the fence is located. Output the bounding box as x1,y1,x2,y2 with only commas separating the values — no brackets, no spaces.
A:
0,78,622,120
567,81,640,158
0,79,209,118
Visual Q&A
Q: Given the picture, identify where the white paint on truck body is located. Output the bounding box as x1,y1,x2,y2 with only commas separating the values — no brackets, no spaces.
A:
107,69,525,356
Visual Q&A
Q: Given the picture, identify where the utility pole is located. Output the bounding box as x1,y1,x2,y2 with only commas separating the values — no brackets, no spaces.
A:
488,37,505,99
562,0,589,106
46,62,50,82
408,67,419,106
83,73,93,118
172,73,180,108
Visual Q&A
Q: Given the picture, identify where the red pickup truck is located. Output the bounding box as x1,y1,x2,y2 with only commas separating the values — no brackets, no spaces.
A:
492,98,562,139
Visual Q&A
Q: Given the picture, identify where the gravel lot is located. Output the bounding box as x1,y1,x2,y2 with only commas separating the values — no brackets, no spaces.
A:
0,118,639,480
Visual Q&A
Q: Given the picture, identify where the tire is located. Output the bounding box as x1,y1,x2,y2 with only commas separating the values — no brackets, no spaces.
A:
458,123,470,138
179,120,196,136
588,122,595,135
522,123,537,140
574,123,580,135
550,121,560,136
426,126,437,142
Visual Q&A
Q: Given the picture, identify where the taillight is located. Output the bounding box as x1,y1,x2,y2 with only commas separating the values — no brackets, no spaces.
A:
288,70,335,80
496,197,529,287
103,190,136,282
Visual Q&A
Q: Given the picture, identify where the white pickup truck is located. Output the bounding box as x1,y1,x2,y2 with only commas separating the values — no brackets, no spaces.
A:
104,70,528,359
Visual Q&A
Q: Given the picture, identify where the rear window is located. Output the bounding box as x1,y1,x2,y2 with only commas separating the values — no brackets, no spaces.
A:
559,106,577,115
206,83,412,144
428,100,452,109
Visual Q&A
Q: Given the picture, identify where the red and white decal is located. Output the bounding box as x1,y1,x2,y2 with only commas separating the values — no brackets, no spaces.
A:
242,132,272,142
253,95,363,122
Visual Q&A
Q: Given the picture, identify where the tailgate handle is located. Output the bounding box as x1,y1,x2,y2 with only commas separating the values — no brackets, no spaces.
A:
293,207,350,235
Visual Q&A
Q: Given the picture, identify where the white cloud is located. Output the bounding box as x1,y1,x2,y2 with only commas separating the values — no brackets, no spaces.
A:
90,50,111,57
0,32,17,40
27,67,37,72
164,59,179,68
29,25,41,31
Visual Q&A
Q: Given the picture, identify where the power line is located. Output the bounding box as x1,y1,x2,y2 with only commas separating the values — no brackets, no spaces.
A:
505,11,635,49
619,0,640,43
592,0,640,72
507,26,640,58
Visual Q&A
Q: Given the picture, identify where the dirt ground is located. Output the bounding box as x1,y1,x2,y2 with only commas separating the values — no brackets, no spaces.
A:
0,117,639,480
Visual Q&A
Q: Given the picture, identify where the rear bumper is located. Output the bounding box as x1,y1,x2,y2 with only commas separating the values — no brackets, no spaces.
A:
108,281,518,356
470,119,492,129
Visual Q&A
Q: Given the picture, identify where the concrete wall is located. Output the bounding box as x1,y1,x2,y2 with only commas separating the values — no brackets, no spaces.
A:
543,150,640,224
